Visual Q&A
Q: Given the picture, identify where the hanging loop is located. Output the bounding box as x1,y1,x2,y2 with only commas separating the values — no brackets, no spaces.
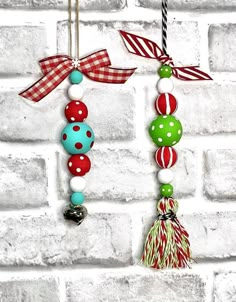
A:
68,0,80,58
161,0,168,56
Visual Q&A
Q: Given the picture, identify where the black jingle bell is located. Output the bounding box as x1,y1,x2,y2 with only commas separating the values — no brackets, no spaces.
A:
63,205,88,225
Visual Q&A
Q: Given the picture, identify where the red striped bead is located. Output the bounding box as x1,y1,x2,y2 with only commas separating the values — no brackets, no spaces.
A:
155,147,178,168
155,93,177,115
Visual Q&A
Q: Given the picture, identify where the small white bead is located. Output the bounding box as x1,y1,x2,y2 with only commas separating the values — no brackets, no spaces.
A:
157,78,174,93
68,84,84,100
157,169,174,184
70,176,86,192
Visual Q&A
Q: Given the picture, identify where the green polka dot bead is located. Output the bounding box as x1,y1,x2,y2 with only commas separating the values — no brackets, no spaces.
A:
158,65,172,78
160,184,173,197
149,115,183,147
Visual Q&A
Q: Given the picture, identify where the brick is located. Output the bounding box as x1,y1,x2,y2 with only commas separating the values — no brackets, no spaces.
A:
146,81,236,135
0,90,65,142
142,211,236,259
214,273,236,302
0,156,47,209
209,24,236,72
0,278,59,302
57,21,200,73
171,149,197,197
204,150,236,200
184,212,236,258
66,271,207,302
0,213,131,266
0,0,126,10
136,0,236,10
1,86,135,142
0,26,49,74
84,86,135,141
58,148,197,200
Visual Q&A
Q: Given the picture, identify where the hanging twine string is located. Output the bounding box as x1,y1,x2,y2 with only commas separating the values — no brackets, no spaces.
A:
161,0,168,55
76,0,80,58
68,0,80,58
68,0,72,57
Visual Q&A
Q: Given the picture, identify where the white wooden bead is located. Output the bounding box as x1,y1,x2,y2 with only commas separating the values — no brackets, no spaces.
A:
68,84,84,100
157,78,174,93
157,168,174,184
70,176,86,192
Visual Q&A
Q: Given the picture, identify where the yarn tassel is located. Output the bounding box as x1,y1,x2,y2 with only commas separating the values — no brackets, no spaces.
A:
141,197,191,269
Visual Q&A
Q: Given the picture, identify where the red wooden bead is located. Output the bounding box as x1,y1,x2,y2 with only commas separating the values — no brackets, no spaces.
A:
155,93,177,115
67,154,91,176
65,100,88,123
155,147,178,168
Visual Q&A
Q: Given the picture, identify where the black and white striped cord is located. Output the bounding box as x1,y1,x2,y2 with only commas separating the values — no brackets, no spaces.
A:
162,0,168,55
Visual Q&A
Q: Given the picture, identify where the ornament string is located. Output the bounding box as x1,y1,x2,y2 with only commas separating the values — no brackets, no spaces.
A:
162,0,168,55
120,5,212,269
68,0,72,57
76,0,80,58
68,0,80,58
18,0,136,226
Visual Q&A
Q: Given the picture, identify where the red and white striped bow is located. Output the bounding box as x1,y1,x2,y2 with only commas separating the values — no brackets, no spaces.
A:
120,30,212,81
19,49,136,102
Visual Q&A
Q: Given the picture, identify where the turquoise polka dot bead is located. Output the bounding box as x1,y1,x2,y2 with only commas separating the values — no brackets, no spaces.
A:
61,122,95,154
69,70,83,84
149,115,183,147
71,192,85,205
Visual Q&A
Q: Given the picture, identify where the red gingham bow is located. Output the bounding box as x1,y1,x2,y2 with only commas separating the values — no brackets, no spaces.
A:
19,49,136,102
120,30,212,81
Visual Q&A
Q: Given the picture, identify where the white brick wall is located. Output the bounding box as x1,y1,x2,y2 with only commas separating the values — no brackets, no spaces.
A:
66,270,209,302
0,277,60,302
0,1,235,301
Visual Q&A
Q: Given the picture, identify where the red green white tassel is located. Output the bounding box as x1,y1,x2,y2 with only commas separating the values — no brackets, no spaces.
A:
141,197,191,269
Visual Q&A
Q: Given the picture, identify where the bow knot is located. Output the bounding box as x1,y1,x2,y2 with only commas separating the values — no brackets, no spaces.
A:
19,49,136,102
71,58,80,68
158,55,173,66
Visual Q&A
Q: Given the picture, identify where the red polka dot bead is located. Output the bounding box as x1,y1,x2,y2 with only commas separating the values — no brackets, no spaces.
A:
67,154,91,176
155,146,178,168
65,100,88,123
155,93,177,115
